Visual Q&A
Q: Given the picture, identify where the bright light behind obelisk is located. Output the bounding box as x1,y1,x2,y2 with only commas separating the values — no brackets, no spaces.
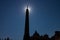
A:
24,6,31,13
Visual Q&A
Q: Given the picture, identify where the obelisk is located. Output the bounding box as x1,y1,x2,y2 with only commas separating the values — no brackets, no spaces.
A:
23,5,30,40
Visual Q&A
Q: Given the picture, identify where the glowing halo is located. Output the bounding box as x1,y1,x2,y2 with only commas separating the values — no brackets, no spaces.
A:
24,6,31,13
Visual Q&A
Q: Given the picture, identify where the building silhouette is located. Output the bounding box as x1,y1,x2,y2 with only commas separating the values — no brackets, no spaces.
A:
23,6,60,40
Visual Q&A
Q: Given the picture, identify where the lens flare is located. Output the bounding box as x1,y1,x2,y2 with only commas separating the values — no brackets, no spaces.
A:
24,6,31,12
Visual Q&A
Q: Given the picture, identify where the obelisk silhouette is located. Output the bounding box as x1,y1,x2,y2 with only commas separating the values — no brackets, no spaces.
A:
23,5,30,40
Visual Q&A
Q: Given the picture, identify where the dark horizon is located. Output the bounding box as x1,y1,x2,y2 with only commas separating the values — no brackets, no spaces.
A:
0,0,60,40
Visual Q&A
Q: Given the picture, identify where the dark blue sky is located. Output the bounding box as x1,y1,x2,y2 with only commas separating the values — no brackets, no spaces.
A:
0,0,60,40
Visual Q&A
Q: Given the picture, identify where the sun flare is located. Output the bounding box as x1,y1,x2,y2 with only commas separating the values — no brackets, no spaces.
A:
24,6,31,12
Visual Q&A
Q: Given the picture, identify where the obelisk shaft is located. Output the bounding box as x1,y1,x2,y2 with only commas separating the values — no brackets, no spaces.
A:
23,6,30,40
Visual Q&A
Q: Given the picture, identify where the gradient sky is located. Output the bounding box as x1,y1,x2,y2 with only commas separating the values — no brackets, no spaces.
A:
0,0,60,40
